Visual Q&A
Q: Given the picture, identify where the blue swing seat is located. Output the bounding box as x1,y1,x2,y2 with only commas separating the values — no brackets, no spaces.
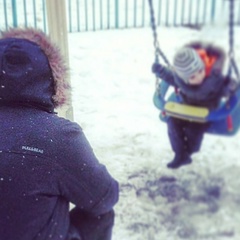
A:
153,81,240,136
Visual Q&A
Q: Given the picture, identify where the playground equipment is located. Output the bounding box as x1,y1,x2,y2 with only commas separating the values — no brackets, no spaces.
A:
148,0,240,136
46,0,73,121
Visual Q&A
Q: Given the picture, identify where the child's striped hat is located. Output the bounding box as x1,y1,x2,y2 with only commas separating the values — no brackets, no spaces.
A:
173,47,204,84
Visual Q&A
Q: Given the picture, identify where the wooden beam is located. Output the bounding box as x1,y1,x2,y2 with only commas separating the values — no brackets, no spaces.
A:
46,0,73,121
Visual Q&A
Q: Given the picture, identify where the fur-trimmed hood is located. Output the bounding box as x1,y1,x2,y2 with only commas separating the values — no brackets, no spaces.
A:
0,28,70,110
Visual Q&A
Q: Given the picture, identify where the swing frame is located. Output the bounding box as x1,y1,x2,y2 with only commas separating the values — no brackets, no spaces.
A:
148,0,240,136
46,0,73,121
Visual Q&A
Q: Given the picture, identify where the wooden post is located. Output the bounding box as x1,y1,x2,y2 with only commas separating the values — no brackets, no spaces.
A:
46,0,73,121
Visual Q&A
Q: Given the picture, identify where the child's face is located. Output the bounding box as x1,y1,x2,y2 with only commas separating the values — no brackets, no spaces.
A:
188,68,206,85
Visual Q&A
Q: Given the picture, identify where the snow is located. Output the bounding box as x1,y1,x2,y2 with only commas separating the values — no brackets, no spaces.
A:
3,0,240,238
68,26,240,240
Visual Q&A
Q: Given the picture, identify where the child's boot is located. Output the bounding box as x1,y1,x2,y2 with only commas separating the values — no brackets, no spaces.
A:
167,152,192,169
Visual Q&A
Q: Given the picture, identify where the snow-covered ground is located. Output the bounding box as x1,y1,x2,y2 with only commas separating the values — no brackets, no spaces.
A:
68,26,240,240
1,1,240,239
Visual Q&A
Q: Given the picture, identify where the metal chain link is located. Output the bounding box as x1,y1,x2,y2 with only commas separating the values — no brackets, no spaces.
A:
148,0,171,95
229,0,234,59
228,0,240,81
148,0,170,66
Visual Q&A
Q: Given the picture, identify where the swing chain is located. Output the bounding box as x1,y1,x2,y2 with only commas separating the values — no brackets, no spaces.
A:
148,0,170,67
148,0,171,94
148,0,161,93
228,0,240,82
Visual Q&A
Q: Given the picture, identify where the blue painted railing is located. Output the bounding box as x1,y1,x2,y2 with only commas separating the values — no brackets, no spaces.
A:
1,0,240,33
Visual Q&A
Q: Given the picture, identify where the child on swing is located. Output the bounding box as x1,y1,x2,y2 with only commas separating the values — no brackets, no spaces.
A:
152,42,238,169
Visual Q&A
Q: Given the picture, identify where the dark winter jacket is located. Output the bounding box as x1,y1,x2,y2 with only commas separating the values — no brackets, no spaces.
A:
0,31,118,240
152,42,236,109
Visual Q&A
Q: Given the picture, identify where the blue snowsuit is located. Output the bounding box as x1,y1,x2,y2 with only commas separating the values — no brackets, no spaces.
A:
0,36,118,239
152,42,234,167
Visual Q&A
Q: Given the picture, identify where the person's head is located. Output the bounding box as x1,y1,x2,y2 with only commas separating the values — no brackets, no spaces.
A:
173,47,205,85
0,28,70,111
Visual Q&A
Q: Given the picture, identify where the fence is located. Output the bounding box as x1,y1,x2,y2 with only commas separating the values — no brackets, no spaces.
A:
1,0,240,33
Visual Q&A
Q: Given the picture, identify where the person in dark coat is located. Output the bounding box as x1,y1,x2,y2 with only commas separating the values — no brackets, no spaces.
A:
152,42,238,169
0,28,119,240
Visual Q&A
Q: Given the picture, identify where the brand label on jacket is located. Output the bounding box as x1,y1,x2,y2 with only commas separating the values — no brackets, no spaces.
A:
22,146,44,154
